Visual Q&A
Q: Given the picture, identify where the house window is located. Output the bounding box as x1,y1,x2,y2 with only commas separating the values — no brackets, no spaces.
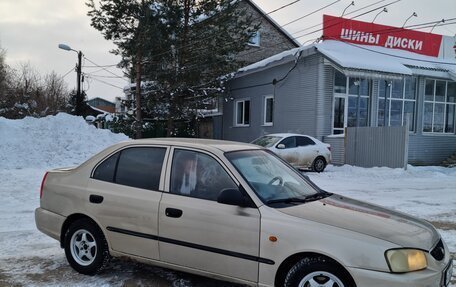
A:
235,99,250,126
377,78,416,131
423,79,456,133
332,71,371,134
248,31,260,47
263,96,273,125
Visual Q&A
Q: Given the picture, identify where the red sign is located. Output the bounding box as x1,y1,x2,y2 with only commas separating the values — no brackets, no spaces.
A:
322,15,443,57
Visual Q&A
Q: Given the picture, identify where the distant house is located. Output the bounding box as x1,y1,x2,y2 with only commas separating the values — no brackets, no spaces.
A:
87,97,115,113
222,15,456,166
236,0,300,65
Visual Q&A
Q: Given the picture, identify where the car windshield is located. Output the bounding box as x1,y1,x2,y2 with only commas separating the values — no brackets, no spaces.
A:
251,136,282,148
226,150,324,205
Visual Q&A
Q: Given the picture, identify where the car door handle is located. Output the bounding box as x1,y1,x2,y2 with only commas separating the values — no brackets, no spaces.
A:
165,208,183,218
89,194,104,204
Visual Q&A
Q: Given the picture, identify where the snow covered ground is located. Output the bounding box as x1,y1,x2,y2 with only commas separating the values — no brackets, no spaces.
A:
0,114,454,286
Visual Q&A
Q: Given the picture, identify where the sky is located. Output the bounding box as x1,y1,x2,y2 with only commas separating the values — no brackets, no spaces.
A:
0,0,455,103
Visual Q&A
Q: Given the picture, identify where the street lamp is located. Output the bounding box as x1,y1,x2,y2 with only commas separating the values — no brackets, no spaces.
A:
402,12,417,27
372,7,388,23
58,43,83,116
341,1,355,17
430,19,445,33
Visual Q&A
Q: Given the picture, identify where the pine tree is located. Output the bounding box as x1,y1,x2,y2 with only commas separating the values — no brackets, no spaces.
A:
87,0,258,137
140,0,258,136
86,0,161,138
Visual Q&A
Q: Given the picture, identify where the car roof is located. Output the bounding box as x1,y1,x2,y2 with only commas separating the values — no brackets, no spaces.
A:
125,138,261,152
259,133,309,138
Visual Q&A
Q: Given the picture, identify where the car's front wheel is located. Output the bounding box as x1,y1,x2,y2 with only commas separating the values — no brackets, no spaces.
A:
284,257,354,287
64,218,110,275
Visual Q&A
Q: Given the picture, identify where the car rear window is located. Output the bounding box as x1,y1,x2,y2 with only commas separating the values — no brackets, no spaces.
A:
93,152,119,182
93,147,166,191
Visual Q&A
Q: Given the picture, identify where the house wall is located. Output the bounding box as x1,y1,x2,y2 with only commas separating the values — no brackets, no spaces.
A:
235,1,299,65
407,77,456,165
223,54,329,143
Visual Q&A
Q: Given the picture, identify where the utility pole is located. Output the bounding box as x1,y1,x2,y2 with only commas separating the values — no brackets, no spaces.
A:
58,44,84,116
76,51,83,116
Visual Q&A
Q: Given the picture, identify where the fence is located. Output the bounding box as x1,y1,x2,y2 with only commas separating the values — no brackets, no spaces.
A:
345,126,409,169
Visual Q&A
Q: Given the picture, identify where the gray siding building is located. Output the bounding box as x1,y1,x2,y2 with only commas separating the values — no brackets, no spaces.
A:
222,40,456,166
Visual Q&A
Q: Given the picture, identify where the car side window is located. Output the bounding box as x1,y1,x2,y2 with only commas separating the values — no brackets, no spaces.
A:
116,147,166,190
296,136,315,147
278,136,296,149
170,149,238,201
92,147,166,191
93,152,119,182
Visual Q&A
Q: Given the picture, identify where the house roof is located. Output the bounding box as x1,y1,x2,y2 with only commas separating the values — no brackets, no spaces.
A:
235,40,456,80
244,0,300,48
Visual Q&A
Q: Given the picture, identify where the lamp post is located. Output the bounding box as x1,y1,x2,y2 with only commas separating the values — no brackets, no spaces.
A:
58,44,83,116
341,1,355,17
372,7,388,23
402,12,417,27
430,19,445,33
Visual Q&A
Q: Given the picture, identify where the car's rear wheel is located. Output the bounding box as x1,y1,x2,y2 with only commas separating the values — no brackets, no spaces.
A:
312,157,326,173
64,218,110,275
284,257,354,287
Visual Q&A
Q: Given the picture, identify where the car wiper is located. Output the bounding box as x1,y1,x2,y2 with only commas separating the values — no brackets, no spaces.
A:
266,192,332,205
303,192,332,201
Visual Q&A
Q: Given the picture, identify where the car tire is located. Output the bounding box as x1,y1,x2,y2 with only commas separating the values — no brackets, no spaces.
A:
312,157,326,173
64,218,110,275
284,257,354,287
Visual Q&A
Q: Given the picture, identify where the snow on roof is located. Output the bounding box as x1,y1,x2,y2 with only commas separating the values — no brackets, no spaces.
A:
236,40,456,78
316,40,456,76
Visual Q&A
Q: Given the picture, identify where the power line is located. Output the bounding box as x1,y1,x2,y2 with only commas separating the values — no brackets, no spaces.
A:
83,56,129,82
61,67,75,79
293,0,402,39
283,0,341,27
141,0,303,63
82,64,118,68
84,74,125,90
291,0,391,35
266,0,301,15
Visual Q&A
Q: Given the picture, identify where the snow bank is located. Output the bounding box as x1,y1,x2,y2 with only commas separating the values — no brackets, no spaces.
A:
0,113,128,169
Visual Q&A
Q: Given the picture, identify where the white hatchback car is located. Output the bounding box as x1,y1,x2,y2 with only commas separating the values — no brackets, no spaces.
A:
251,134,331,172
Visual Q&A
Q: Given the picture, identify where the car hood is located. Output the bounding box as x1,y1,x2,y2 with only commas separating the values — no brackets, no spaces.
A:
278,194,439,250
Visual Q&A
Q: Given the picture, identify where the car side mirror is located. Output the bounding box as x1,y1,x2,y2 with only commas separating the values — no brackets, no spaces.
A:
217,188,251,207
277,144,285,149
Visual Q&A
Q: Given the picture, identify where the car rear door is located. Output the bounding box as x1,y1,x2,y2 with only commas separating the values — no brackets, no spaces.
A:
86,145,169,260
158,147,261,282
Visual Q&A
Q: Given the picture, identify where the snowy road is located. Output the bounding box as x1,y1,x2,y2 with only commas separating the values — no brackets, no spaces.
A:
0,165,454,286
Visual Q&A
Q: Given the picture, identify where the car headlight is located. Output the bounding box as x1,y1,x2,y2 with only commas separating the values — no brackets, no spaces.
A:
385,249,427,273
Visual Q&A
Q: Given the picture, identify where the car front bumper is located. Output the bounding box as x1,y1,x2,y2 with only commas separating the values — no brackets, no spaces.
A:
348,259,453,287
35,207,66,242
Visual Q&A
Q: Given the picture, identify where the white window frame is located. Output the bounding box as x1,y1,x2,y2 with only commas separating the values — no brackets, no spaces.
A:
234,99,250,127
423,79,456,135
377,78,417,132
248,31,260,47
332,72,371,135
263,95,274,126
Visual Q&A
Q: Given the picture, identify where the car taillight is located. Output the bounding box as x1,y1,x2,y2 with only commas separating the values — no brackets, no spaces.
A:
327,145,331,151
40,172,49,199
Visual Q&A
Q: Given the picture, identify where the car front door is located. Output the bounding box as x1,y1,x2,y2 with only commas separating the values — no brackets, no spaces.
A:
296,136,318,168
86,145,168,260
158,148,261,282
275,136,299,166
